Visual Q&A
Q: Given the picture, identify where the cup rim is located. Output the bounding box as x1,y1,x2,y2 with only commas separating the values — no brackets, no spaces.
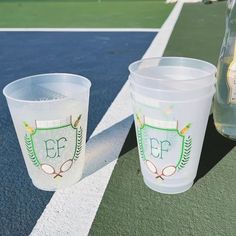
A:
3,73,91,103
128,56,216,83
131,87,215,104
129,76,215,93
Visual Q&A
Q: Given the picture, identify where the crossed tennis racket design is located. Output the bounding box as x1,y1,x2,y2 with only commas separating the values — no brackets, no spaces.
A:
41,159,73,178
145,160,176,180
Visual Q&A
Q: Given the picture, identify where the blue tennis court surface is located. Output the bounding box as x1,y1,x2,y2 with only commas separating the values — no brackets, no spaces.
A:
0,32,156,235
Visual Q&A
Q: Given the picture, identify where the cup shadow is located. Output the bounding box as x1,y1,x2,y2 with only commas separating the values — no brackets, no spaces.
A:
121,115,236,183
82,114,235,183
82,115,134,179
195,115,235,182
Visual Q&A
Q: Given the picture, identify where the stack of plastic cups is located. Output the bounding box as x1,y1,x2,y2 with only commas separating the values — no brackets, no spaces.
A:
129,57,216,194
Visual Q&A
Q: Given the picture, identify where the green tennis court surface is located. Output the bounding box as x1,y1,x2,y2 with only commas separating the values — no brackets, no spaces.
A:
164,1,225,65
0,0,173,28
89,2,236,235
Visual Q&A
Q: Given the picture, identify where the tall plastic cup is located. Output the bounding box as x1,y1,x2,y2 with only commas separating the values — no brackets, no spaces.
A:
129,57,216,194
3,73,91,191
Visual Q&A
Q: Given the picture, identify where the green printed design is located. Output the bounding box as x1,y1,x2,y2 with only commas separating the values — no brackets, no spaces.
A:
24,134,40,167
137,127,146,160
177,136,192,170
23,116,83,178
25,125,83,166
73,127,83,161
135,115,193,181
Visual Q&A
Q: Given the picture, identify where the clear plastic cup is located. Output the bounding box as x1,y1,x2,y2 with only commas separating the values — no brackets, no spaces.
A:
3,73,91,191
129,57,216,194
129,77,215,101
129,57,216,91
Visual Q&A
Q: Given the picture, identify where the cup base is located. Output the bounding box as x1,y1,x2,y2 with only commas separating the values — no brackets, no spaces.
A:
143,178,193,194
32,180,79,191
32,180,58,191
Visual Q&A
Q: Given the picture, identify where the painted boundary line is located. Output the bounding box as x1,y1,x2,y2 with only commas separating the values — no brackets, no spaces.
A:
30,2,183,236
0,28,160,32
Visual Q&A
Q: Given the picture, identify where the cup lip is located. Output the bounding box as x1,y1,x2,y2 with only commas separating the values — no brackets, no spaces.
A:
129,76,215,93
131,87,215,104
3,73,91,103
128,56,216,83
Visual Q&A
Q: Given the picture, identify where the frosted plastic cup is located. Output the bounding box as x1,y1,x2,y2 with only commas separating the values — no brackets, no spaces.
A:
129,57,216,90
129,57,216,194
3,73,91,191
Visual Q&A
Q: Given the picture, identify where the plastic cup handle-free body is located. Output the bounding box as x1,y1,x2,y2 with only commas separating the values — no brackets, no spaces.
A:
129,57,216,194
3,73,91,191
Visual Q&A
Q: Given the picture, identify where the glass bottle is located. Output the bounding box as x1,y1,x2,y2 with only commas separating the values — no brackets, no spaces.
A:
213,0,236,140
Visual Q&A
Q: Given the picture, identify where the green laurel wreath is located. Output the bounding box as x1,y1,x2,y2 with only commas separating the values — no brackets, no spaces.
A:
25,126,83,167
73,126,83,161
137,125,192,170
177,136,192,170
24,134,41,167
137,127,145,160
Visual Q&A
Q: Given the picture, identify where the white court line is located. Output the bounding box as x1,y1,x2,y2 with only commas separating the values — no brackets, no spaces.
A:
30,2,183,236
0,28,160,32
